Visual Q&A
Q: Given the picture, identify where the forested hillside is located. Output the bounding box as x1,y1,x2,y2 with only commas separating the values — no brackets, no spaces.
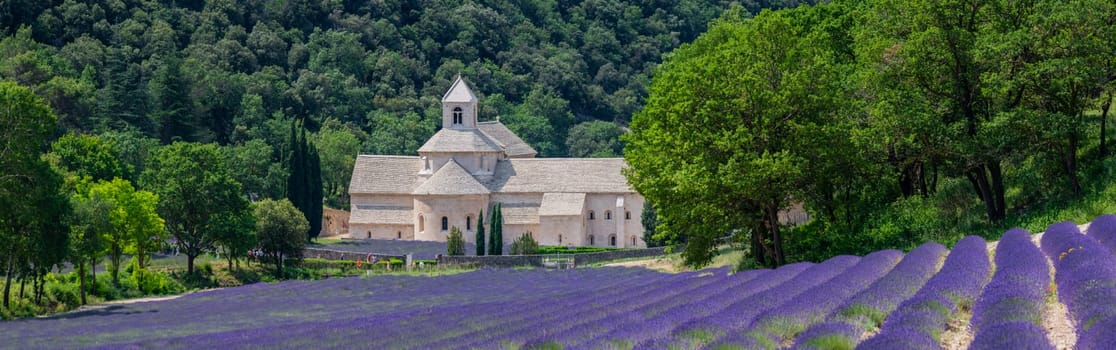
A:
0,0,835,207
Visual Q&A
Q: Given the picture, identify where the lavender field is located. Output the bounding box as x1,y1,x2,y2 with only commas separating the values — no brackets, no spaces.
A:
3,216,1116,349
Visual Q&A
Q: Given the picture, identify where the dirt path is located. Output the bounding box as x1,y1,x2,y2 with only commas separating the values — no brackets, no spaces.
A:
602,256,681,273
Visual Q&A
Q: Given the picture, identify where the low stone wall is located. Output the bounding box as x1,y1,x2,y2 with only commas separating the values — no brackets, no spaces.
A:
437,247,668,268
302,247,405,262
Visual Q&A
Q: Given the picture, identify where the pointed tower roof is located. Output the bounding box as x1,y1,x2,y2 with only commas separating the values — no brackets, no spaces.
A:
442,75,478,103
412,159,490,195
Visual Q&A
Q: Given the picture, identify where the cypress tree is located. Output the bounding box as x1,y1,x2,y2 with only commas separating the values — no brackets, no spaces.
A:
475,208,485,256
489,203,503,256
286,121,304,213
307,142,323,240
488,204,498,255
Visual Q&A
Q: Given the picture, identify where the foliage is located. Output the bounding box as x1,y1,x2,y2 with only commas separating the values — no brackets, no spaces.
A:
625,5,848,267
510,232,540,255
566,120,625,158
81,178,164,284
286,122,323,241
254,199,309,278
488,203,503,256
475,209,486,256
142,142,249,275
46,133,130,183
641,201,666,248
446,226,466,256
210,207,257,272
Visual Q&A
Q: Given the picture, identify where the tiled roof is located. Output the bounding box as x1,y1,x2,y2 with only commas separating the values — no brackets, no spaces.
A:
349,156,422,194
501,203,540,225
538,193,587,216
478,121,537,158
350,206,413,225
418,128,503,153
412,159,490,195
489,158,635,194
442,76,477,103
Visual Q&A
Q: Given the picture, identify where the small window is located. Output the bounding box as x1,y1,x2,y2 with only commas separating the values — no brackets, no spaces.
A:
631,236,637,246
419,214,425,232
467,216,472,230
453,107,463,124
367,231,371,239
559,235,563,244
441,216,449,231
398,231,402,239
625,211,631,220
609,235,617,247
589,211,595,220
606,211,612,220
589,235,595,245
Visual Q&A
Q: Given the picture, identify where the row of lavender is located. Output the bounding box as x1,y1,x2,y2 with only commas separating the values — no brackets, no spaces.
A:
5,215,1116,349
1042,215,1116,349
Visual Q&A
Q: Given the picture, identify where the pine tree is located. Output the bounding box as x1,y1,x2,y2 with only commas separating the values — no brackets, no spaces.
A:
286,120,323,242
475,208,485,256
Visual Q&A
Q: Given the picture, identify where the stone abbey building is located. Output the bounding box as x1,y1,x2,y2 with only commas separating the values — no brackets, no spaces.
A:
348,76,645,249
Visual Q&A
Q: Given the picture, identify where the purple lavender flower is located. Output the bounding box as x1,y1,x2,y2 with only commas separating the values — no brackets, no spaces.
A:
790,321,860,350
968,322,1055,350
1086,214,1116,256
969,228,1053,348
1040,219,1116,348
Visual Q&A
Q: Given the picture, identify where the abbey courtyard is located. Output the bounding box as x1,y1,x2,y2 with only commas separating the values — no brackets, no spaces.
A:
348,76,647,248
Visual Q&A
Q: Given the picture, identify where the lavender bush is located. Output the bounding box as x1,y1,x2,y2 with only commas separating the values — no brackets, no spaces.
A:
1086,214,1116,256
968,228,1053,349
1040,219,1116,350
858,236,991,349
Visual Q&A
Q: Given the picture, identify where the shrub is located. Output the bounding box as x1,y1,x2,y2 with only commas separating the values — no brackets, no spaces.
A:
447,226,466,256
511,232,539,255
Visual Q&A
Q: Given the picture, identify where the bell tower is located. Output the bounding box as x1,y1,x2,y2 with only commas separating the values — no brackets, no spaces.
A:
441,75,478,129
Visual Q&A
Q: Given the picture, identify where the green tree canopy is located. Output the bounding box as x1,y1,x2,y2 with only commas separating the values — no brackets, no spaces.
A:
142,142,248,275
254,199,308,278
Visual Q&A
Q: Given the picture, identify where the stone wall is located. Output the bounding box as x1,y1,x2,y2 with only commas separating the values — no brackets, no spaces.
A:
302,247,406,262
437,247,668,268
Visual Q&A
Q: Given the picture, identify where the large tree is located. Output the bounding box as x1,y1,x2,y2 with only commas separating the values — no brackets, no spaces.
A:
68,192,112,305
254,199,308,278
0,81,64,309
625,6,847,267
142,142,249,275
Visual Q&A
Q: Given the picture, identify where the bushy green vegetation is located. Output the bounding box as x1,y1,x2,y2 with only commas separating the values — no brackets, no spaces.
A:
510,232,540,255
627,0,1116,267
536,246,621,255
446,226,465,256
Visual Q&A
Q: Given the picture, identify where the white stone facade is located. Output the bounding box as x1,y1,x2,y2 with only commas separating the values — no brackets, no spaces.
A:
348,76,646,249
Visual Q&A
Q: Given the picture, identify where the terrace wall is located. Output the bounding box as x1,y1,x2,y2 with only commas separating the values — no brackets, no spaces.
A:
302,247,407,262
436,246,668,268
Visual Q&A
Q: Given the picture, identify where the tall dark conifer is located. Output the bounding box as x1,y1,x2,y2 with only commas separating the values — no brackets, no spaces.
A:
488,203,503,256
475,209,485,256
307,143,323,240
286,120,323,241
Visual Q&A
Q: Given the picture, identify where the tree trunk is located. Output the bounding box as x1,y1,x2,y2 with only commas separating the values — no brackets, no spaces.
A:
78,262,87,305
187,253,196,276
1102,90,1112,158
110,243,122,286
275,253,283,278
766,203,786,267
1066,132,1081,195
4,254,14,309
751,227,765,267
989,162,1006,221
19,274,25,300
89,257,97,296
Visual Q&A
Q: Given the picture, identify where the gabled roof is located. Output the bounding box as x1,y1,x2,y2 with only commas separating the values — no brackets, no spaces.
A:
349,156,422,194
442,75,477,103
412,159,490,195
418,128,503,153
539,193,586,216
350,206,413,225
501,204,540,225
489,158,635,194
478,121,537,158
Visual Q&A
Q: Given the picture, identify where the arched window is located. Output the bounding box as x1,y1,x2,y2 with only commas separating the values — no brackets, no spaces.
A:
466,215,472,230
589,211,595,220
631,236,637,246
605,211,612,220
625,211,631,220
367,231,371,239
559,235,563,244
398,231,402,239
441,216,449,231
418,214,425,232
453,107,463,124
589,235,595,245
609,235,617,246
